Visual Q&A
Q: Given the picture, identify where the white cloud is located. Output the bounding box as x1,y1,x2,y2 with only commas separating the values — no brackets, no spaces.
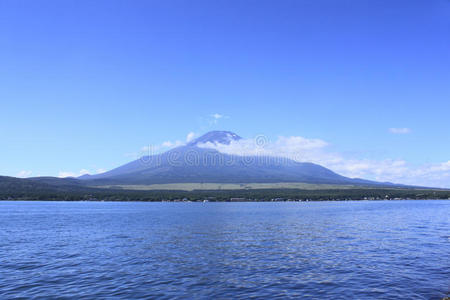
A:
161,141,174,148
429,161,450,172
58,169,92,178
199,135,450,188
209,113,229,124
137,135,190,158
58,171,77,178
186,132,196,142
96,168,106,174
139,132,198,156
389,128,411,134
198,135,329,162
276,136,328,150
127,140,185,159
17,170,32,178
160,140,184,148
79,169,90,176
212,113,224,120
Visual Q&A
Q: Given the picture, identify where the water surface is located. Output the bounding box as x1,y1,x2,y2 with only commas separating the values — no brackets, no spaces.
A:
0,200,448,299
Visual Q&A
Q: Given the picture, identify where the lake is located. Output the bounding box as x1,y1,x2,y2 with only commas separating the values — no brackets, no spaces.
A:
0,200,448,299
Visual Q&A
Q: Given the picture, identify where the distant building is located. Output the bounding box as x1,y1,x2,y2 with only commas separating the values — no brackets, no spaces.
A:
230,198,246,202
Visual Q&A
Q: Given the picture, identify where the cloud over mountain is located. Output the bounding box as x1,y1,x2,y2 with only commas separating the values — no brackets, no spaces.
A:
198,134,449,188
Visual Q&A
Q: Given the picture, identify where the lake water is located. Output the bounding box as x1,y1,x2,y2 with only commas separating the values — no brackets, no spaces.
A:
0,200,448,299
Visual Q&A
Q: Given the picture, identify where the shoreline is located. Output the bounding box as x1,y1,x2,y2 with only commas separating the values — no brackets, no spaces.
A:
1,198,448,203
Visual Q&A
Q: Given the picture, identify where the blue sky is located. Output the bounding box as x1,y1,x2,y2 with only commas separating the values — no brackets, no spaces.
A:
1,0,449,186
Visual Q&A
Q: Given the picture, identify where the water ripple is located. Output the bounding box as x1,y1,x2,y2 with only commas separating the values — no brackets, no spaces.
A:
0,200,448,299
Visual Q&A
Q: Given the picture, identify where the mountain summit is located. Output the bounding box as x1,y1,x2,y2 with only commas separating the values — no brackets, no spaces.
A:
187,131,241,146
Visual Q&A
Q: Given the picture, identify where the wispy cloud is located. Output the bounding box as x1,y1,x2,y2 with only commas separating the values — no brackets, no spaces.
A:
186,132,196,142
212,113,224,120
209,113,228,125
136,133,196,158
96,168,106,174
389,128,411,134
198,135,328,159
58,171,77,178
16,170,32,178
58,168,101,178
126,141,183,159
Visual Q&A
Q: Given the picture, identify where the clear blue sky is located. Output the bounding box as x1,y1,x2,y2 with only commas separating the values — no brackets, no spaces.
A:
1,0,449,185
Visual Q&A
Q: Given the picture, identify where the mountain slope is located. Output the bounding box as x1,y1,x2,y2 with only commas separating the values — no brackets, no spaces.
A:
80,131,390,187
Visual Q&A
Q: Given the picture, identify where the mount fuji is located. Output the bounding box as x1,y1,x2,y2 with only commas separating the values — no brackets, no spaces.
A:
79,131,390,187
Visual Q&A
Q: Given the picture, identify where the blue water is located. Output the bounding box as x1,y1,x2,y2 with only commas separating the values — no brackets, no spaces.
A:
0,200,448,299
